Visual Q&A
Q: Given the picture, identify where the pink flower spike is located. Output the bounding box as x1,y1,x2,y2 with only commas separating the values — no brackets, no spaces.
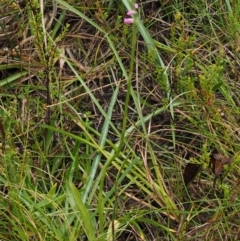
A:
134,3,139,9
124,18,134,24
127,10,136,16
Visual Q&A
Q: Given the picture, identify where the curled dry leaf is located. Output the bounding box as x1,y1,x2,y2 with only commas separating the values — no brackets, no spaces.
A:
209,153,233,189
209,153,233,177
183,153,233,188
183,162,201,186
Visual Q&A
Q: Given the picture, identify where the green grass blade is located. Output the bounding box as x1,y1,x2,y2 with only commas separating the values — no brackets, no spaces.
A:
70,183,97,241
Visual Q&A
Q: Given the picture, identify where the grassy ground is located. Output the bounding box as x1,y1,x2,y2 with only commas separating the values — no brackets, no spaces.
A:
0,0,240,240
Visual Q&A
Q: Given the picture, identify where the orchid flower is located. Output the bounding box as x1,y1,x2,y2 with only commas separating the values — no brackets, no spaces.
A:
124,3,138,24
124,18,134,24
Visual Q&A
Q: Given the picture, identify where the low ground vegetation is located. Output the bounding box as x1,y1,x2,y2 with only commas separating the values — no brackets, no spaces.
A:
0,0,240,240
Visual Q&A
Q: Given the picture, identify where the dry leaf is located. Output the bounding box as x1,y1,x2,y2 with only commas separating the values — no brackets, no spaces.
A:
183,163,201,186
209,153,233,189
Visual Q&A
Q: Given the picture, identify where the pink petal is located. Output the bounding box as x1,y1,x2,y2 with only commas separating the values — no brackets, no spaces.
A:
124,18,134,24
134,3,139,9
127,10,136,16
